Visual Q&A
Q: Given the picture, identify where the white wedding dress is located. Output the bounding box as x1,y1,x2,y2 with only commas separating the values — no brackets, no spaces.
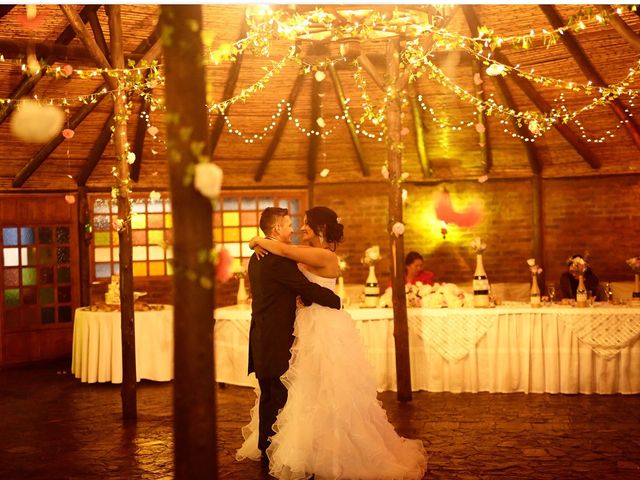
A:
236,270,427,480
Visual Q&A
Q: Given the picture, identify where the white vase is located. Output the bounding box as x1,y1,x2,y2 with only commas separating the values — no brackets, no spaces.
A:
473,254,490,308
236,277,248,306
364,265,379,308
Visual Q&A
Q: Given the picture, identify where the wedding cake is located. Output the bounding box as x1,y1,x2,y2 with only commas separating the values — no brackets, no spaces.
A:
105,274,120,305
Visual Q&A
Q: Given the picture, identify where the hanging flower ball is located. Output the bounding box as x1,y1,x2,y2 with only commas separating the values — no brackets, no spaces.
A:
64,194,76,205
473,72,483,85
62,64,73,76
62,129,75,139
316,117,326,128
475,123,486,133
320,168,330,177
10,100,64,143
314,71,326,82
381,165,389,179
194,162,223,199
391,222,405,238
146,126,159,137
486,63,506,76
126,152,136,164
149,190,161,201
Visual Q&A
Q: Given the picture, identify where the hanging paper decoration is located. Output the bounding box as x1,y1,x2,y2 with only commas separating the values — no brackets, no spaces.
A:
314,71,326,82
147,126,159,137
434,189,483,228
473,72,483,85
316,117,326,128
475,123,486,133
486,63,506,76
64,194,76,205
320,168,330,177
10,100,64,143
62,64,73,76
62,129,75,139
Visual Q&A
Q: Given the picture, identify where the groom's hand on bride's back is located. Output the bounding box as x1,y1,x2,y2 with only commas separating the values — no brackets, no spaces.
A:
253,245,269,259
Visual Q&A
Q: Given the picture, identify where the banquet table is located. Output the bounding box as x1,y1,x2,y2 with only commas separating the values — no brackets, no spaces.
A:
71,305,174,383
213,303,640,394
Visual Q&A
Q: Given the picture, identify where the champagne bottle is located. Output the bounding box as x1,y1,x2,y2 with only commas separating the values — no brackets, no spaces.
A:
576,274,587,308
530,273,541,308
473,254,490,308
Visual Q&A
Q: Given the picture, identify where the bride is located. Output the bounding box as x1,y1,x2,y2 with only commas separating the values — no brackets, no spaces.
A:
237,206,427,480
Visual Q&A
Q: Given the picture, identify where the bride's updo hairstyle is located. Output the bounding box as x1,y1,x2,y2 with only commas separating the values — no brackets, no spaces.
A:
306,206,344,250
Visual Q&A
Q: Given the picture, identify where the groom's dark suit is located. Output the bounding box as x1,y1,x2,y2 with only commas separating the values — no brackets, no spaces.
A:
248,251,340,456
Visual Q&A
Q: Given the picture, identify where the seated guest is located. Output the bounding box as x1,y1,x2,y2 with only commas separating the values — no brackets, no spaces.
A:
405,251,435,286
559,254,602,300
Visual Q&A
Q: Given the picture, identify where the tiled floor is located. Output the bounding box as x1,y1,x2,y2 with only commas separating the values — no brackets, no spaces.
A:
1,358,640,479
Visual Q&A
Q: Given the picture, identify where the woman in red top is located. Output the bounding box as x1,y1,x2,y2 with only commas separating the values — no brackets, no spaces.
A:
405,251,435,285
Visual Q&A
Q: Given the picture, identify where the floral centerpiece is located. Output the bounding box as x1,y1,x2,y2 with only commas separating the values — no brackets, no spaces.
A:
379,282,471,308
470,237,489,307
626,256,640,273
470,237,487,254
526,258,543,306
627,256,640,299
361,245,381,266
567,255,588,276
526,258,543,275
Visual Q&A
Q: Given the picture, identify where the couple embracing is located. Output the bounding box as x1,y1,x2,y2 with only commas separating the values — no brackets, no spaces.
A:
236,206,427,479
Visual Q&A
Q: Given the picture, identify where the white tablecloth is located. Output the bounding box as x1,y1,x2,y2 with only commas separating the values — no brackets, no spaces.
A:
213,304,640,394
71,306,174,383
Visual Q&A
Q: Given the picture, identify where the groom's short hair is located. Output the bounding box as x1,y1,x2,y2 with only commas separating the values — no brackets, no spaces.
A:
260,207,289,235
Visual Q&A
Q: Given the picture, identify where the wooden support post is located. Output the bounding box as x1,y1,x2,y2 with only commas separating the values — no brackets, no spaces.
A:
386,37,412,402
540,5,640,152
532,173,545,288
106,4,136,422
87,7,109,57
471,59,493,174
208,17,248,159
254,74,304,182
407,82,431,177
161,5,217,478
13,84,108,187
77,186,91,307
327,63,370,176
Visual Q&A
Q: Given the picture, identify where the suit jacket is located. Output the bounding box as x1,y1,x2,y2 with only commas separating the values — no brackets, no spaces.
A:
247,252,341,379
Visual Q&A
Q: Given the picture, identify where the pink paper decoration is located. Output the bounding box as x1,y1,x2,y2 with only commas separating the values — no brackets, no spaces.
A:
62,129,74,139
62,64,73,76
64,194,76,204
475,123,486,133
147,126,159,136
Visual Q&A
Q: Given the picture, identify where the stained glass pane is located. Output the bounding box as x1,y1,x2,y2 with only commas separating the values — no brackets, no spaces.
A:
94,247,111,263
133,246,147,261
291,216,300,232
258,197,273,210
132,230,147,245
56,227,70,244
39,247,54,265
148,199,164,213
164,214,172,229
223,197,238,210
94,232,111,246
95,263,112,278
40,287,54,305
241,211,258,225
112,248,119,262
4,268,19,287
58,306,72,323
241,197,256,210
148,214,163,228
21,247,37,266
149,261,165,276
39,267,54,284
94,215,111,230
166,261,174,275
223,228,240,242
164,230,173,244
165,247,173,260
213,212,221,226
131,199,146,213
278,198,288,208
57,267,70,283
20,227,35,245
113,263,120,274
289,199,300,214
4,248,19,266
242,243,254,258
241,226,259,241
225,243,241,258
112,232,119,246
223,212,240,227
110,199,118,213
131,214,146,229
56,247,70,264
148,246,164,261
213,228,222,243
58,286,71,303
148,230,164,245
22,267,37,286
164,198,172,212
93,198,111,213
38,227,53,244
23,287,37,305
133,262,147,276
41,307,55,324
3,228,18,246
4,289,20,306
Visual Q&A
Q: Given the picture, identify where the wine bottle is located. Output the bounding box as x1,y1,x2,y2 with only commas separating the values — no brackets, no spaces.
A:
473,254,490,308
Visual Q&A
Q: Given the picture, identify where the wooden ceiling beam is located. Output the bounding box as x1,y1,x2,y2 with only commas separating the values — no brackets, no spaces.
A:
0,5,99,126
599,6,640,52
540,5,640,152
59,4,117,90
328,63,370,176
407,82,431,177
0,5,15,20
77,111,115,186
462,5,600,170
357,53,385,90
86,7,110,57
254,74,305,182
208,16,248,159
130,80,150,183
12,84,109,187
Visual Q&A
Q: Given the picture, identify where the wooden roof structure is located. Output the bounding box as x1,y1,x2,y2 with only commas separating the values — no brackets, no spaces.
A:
0,4,640,192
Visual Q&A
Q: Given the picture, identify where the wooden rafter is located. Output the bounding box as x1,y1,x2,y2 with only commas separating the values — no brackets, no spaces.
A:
0,5,14,19
0,5,99,126
254,74,305,182
308,65,323,182
407,82,431,177
76,111,114,186
357,53,384,90
130,81,150,183
208,16,248,158
471,58,493,174
599,6,640,52
540,5,640,152
462,5,601,169
86,7,109,57
12,84,108,187
328,63,370,176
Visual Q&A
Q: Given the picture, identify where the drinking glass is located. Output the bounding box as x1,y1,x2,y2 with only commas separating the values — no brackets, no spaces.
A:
547,285,556,304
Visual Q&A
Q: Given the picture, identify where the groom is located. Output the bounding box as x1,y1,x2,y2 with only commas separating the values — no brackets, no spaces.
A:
248,207,341,461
